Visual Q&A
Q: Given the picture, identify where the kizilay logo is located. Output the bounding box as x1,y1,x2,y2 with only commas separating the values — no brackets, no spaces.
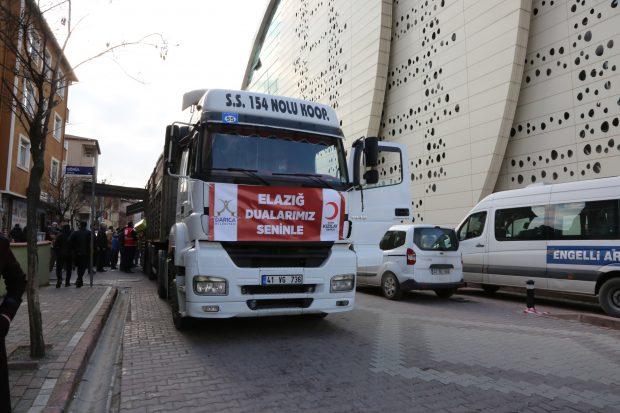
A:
322,201,339,232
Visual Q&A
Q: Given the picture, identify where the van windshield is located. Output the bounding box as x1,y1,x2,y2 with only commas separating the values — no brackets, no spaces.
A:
414,227,459,251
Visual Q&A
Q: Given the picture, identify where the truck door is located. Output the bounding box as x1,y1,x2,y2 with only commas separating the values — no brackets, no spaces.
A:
348,142,412,278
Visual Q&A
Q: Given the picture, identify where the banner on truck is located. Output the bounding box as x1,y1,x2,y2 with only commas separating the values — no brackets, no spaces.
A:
208,183,344,241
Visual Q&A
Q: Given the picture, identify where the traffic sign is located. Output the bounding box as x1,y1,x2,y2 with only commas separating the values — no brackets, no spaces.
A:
65,165,94,176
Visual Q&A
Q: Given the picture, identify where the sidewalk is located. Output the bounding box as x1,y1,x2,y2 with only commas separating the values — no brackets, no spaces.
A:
5,270,118,413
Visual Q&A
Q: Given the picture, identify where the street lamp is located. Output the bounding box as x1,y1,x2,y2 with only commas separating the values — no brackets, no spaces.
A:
83,143,98,287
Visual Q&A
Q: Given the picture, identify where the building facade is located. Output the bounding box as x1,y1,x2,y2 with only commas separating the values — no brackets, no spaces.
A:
0,0,76,233
243,0,620,225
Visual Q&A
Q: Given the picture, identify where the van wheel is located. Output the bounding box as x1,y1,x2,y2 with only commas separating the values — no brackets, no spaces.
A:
382,273,402,300
482,285,500,294
599,278,620,318
434,288,455,299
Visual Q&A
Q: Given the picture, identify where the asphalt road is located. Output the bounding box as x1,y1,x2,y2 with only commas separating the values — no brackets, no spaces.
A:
89,271,620,412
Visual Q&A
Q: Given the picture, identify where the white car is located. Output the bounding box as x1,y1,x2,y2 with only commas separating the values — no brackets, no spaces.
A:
357,224,465,300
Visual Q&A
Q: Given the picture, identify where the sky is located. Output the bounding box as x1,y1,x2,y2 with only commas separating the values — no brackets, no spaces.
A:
58,0,271,188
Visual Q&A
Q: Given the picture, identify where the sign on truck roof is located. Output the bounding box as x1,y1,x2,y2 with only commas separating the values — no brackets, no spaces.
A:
184,89,342,134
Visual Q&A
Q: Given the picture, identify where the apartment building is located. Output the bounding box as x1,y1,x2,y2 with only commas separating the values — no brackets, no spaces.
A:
0,0,76,232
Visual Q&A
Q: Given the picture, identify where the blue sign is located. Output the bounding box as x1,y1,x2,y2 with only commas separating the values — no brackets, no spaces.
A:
547,245,620,266
222,112,239,124
65,166,94,176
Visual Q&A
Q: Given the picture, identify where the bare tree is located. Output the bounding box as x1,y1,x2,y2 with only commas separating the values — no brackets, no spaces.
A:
0,0,166,357
42,172,87,226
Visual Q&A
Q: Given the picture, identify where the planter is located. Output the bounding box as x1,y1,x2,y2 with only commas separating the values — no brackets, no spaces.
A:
0,241,51,295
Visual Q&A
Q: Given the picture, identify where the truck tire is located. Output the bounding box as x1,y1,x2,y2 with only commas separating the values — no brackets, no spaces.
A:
169,279,190,330
382,272,402,300
599,278,620,318
156,252,167,299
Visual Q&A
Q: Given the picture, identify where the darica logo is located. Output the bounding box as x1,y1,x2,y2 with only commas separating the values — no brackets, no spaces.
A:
216,199,236,217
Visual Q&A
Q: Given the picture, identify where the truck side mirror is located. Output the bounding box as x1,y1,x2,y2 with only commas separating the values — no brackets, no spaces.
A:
166,124,180,141
364,169,379,185
365,137,379,168
166,161,176,175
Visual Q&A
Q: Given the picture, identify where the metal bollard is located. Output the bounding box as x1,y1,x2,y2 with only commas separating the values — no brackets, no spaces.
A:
526,279,535,309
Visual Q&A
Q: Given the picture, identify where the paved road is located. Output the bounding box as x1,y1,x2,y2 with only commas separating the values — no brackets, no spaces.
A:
97,272,619,413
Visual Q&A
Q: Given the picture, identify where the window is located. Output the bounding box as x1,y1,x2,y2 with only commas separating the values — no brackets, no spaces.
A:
379,230,407,251
457,211,487,241
44,50,52,79
27,31,40,66
356,146,403,189
23,80,36,118
56,69,65,100
53,113,62,141
549,200,619,240
495,206,548,241
50,158,60,185
414,227,459,251
17,135,31,170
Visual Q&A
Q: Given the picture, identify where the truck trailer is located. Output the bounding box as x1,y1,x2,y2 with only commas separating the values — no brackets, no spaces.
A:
145,89,411,329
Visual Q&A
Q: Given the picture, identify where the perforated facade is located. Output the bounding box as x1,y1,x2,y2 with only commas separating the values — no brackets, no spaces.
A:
243,0,620,226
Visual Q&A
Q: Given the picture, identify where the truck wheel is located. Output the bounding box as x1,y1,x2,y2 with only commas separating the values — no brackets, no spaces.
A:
382,273,402,300
599,278,620,318
157,255,169,299
481,285,500,294
169,280,189,330
434,288,455,299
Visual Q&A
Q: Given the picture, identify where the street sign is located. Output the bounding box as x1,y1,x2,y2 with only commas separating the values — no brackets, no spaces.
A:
65,165,94,176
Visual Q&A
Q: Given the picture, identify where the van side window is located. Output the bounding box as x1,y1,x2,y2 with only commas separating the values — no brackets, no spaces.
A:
379,230,406,250
457,211,487,241
495,206,548,241
549,200,619,240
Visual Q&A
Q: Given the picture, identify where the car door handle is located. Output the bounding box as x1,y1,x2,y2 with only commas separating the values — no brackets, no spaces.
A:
476,243,485,248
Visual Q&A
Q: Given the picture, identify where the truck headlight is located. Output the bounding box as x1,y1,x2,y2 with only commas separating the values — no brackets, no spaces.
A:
194,276,227,295
330,274,355,292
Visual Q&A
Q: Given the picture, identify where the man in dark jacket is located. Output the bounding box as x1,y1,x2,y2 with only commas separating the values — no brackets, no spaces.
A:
9,224,25,243
95,224,108,272
53,224,73,287
69,221,91,288
1,233,26,412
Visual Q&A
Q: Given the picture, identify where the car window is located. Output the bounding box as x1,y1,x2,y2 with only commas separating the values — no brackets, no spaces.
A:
414,227,459,251
379,230,406,250
457,211,487,241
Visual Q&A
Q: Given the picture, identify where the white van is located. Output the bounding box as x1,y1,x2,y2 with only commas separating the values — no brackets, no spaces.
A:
357,224,464,300
456,176,620,317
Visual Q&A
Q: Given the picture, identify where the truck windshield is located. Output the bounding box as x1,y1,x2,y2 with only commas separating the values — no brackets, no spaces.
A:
200,124,350,190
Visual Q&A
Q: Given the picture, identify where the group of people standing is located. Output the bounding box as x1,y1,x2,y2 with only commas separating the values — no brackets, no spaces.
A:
51,221,139,288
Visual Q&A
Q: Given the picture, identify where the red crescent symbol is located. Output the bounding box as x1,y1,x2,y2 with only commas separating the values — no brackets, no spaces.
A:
325,201,339,220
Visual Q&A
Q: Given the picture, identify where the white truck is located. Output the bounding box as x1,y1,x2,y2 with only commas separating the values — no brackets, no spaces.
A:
159,89,411,329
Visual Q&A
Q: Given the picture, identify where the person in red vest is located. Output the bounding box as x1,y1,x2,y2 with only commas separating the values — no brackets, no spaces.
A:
1,233,26,412
121,221,138,273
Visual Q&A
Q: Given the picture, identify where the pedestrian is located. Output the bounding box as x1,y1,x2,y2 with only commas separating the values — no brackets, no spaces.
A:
9,224,25,243
0,233,26,413
96,224,108,272
53,224,73,287
110,228,121,270
47,222,59,272
121,221,137,273
105,226,114,267
68,221,91,288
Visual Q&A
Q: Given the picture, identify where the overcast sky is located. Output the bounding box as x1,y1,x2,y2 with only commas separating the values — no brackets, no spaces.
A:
61,0,270,188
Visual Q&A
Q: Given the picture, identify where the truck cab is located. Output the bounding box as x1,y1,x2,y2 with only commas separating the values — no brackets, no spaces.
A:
161,89,411,328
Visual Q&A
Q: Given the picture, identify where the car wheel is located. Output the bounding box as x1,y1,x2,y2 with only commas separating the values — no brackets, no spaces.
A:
599,278,620,318
434,288,455,299
382,273,402,300
481,285,500,294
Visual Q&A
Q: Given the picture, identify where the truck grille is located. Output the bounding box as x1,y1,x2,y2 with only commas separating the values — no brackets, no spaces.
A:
221,242,332,268
241,285,316,295
246,298,313,310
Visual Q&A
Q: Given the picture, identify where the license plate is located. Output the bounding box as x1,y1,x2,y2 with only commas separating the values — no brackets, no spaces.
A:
261,275,303,285
431,268,451,275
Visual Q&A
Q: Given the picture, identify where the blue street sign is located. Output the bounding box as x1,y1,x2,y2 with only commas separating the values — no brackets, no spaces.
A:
65,165,94,176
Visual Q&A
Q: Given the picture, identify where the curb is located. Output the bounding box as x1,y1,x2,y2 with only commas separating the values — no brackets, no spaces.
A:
41,287,118,413
545,312,620,331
